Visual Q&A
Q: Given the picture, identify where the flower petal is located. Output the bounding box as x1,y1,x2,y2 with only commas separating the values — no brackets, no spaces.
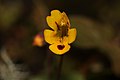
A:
68,28,77,44
46,10,63,30
49,43,70,55
51,10,62,21
62,12,70,27
44,29,56,44
46,16,57,30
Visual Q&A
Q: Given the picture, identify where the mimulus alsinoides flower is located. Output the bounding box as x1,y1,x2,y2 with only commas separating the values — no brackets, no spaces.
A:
44,10,76,55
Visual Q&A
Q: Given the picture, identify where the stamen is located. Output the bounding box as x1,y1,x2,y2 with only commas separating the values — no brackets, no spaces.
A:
61,21,65,26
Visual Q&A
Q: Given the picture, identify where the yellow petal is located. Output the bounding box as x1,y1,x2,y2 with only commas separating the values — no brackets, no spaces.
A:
62,12,70,27
46,10,62,30
51,10,62,21
44,29,56,44
49,42,70,55
46,10,63,30
68,28,77,44
46,16,57,30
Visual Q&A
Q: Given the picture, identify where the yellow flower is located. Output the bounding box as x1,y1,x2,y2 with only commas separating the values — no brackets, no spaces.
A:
44,10,76,55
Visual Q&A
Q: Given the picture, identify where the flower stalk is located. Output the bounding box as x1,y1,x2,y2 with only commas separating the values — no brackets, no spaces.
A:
57,55,64,80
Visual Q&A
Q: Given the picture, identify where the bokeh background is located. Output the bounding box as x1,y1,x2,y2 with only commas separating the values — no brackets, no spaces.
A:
0,0,120,80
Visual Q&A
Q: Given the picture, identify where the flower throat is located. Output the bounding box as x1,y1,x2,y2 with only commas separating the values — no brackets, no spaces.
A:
55,22,68,38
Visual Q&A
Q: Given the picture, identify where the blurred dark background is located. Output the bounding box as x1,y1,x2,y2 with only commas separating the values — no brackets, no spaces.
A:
0,0,120,80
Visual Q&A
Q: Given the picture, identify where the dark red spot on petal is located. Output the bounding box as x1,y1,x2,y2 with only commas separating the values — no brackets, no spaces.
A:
57,45,65,50
67,22,69,25
55,22,60,30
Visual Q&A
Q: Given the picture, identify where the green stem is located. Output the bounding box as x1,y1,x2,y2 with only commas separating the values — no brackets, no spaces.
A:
57,55,64,80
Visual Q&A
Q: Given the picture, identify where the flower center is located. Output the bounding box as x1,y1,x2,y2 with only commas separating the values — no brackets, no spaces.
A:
55,22,68,38
57,45,65,50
